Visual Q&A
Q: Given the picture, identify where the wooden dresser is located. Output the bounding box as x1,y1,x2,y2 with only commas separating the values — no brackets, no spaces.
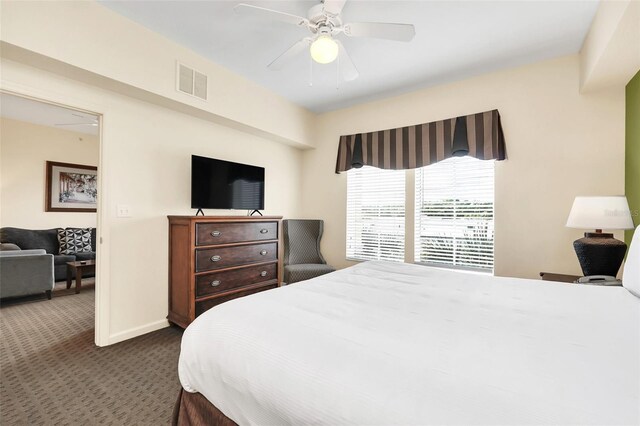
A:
167,215,282,328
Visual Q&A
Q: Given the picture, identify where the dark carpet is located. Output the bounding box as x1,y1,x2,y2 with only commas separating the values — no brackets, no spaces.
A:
0,288,183,425
0,278,96,308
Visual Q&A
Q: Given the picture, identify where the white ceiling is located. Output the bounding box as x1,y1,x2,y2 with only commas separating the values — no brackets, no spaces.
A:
99,0,599,113
0,93,99,136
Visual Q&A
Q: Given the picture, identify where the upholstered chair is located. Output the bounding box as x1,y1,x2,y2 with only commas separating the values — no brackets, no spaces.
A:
0,249,54,300
283,220,335,284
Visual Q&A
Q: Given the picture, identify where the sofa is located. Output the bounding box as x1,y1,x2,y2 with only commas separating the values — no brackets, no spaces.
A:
0,227,96,282
0,249,54,299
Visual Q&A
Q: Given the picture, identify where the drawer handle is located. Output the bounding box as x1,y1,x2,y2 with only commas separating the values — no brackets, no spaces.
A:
260,229,269,234
210,255,221,262
260,250,268,256
260,271,267,277
210,231,221,237
210,280,221,287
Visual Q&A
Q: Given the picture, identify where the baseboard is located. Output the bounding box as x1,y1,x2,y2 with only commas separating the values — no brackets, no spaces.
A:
106,319,170,346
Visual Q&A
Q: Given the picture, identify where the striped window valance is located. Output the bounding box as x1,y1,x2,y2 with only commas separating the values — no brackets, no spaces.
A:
335,109,506,173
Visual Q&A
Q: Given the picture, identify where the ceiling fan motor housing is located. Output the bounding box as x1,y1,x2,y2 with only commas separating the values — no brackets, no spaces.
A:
308,3,342,35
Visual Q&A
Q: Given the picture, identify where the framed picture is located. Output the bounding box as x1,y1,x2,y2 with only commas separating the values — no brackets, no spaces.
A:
45,161,97,212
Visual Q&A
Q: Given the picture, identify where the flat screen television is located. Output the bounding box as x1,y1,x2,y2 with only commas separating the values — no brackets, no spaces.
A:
191,155,264,211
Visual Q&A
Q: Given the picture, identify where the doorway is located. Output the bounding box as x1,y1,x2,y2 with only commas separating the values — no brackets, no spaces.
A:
0,91,103,344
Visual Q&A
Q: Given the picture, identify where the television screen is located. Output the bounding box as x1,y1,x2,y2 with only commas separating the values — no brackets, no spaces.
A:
191,155,264,210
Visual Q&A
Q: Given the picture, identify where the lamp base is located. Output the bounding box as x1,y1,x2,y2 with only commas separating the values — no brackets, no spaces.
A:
573,232,627,277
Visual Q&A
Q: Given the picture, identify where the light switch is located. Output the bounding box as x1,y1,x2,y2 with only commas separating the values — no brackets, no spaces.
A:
116,204,131,218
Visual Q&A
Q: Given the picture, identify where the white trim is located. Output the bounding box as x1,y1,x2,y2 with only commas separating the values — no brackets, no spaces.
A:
107,319,170,345
414,261,493,275
404,169,415,263
94,112,110,347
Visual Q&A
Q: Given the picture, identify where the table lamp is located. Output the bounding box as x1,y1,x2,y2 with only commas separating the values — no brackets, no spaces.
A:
566,196,635,277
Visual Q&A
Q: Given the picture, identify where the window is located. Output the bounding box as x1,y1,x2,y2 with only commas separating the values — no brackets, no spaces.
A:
347,167,405,262
415,157,495,272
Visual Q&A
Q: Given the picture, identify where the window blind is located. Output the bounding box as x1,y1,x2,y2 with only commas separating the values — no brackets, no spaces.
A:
415,157,495,271
347,166,405,262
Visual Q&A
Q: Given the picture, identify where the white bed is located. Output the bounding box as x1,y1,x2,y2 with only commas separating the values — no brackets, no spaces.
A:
179,260,640,425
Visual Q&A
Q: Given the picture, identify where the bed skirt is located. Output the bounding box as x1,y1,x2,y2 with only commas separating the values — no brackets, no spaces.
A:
172,388,238,426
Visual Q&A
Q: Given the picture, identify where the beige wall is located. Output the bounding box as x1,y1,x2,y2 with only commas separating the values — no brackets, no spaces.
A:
301,55,626,279
0,117,98,229
580,0,640,92
1,59,303,345
0,1,315,148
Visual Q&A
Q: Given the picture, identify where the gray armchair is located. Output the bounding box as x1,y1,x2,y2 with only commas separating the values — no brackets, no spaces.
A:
283,219,335,284
0,249,55,300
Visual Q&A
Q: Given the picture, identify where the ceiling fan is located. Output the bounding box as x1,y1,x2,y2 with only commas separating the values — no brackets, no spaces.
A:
234,0,416,81
55,113,98,128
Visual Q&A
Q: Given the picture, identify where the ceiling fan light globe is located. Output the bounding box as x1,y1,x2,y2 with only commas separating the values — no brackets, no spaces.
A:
310,35,339,64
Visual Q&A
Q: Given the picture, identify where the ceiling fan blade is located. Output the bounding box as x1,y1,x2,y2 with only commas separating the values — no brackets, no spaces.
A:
234,4,309,27
343,22,416,42
322,0,347,16
268,38,311,70
335,40,359,81
71,113,94,119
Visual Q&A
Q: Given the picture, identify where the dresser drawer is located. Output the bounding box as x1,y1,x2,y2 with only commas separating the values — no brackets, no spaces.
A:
196,263,277,297
196,242,277,272
196,221,278,246
195,283,277,317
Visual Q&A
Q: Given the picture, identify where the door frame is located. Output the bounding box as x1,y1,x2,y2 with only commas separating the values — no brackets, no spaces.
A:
0,86,111,346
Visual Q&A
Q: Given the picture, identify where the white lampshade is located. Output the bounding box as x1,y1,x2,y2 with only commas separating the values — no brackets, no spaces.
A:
566,196,635,230
310,35,339,64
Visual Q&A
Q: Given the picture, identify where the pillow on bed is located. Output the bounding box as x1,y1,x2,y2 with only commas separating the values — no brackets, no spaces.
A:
623,227,640,297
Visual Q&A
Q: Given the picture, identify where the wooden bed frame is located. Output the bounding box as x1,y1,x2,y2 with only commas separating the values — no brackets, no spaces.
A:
173,389,237,426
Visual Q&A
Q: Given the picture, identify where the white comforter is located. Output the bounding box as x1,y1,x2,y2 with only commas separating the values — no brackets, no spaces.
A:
179,261,640,425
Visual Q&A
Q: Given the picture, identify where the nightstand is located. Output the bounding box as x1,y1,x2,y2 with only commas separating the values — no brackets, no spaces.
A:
539,272,580,283
539,272,623,286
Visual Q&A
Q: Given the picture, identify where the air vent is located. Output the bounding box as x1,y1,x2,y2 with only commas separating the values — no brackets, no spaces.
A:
177,62,207,100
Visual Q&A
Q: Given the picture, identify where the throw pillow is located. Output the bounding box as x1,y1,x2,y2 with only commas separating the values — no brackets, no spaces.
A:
0,243,21,251
58,228,92,255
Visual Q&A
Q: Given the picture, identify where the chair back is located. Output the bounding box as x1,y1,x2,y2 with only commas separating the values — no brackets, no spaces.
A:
283,220,326,266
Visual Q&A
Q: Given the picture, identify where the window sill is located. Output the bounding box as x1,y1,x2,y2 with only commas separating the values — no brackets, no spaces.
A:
346,257,404,263
414,262,493,275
